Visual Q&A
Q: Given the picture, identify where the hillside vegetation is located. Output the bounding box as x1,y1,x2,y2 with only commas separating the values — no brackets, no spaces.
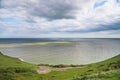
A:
0,52,37,80
0,52,120,80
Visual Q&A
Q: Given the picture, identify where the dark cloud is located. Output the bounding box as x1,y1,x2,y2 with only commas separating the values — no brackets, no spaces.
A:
0,0,2,8
26,0,78,20
95,22,120,31
0,0,78,20
60,22,120,33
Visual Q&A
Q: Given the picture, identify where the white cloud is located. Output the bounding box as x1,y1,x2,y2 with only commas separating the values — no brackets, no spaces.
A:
0,0,120,37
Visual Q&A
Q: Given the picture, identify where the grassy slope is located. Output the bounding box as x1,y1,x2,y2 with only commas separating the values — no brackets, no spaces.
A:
0,52,120,80
0,52,38,80
40,54,120,80
0,52,36,68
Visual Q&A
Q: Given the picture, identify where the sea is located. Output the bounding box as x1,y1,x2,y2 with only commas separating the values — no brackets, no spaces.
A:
0,38,120,65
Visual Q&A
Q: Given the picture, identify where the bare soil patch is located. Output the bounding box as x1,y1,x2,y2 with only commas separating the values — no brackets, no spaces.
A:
37,66,51,74
37,65,85,74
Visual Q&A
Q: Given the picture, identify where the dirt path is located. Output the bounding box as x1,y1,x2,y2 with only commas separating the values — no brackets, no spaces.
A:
37,65,85,74
37,66,51,74
54,67,81,71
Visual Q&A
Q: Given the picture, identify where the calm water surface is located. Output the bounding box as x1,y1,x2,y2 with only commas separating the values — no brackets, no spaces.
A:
0,38,120,65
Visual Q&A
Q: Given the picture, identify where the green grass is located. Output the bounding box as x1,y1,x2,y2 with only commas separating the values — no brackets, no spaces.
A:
0,51,120,80
0,52,36,68
0,52,38,80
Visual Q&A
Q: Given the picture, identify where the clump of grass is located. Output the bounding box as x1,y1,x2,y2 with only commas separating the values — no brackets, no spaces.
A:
38,64,85,68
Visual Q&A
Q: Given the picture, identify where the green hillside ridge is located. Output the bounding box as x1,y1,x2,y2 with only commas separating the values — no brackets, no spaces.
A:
0,51,120,80
0,52,36,68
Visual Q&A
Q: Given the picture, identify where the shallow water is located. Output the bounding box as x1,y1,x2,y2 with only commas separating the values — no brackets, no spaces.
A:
0,38,120,65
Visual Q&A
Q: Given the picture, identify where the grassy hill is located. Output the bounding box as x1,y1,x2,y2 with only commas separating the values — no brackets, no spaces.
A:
0,51,120,80
0,52,38,80
0,52,36,68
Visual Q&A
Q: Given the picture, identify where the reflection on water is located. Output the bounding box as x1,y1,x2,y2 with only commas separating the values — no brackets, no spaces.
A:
0,38,120,65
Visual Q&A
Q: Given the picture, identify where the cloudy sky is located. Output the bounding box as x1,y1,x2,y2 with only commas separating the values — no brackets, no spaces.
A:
0,0,120,38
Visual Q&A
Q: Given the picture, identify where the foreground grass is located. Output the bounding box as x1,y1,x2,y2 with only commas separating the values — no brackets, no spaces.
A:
0,52,38,80
0,52,120,80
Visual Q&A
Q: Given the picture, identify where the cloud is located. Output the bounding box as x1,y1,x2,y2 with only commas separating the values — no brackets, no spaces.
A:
0,0,78,20
0,0,120,38
27,0,78,20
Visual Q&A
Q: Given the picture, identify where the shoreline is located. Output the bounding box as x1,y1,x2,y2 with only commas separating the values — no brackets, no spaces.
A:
18,58,24,61
0,51,120,80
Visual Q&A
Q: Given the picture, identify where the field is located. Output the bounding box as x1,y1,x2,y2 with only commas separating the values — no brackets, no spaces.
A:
0,52,120,80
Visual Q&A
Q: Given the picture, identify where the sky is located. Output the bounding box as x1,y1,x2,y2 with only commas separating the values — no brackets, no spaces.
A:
0,0,120,38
